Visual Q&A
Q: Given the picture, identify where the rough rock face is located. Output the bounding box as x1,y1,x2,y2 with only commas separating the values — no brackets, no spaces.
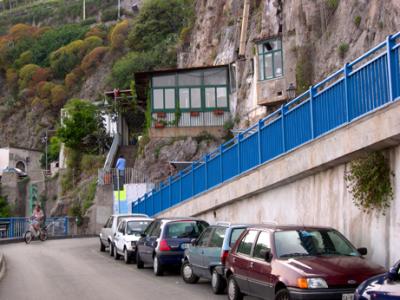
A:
180,0,400,125
134,136,221,183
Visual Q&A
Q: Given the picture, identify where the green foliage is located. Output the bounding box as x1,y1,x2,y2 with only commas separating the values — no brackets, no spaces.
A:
354,16,361,28
194,131,217,145
345,151,394,215
80,154,105,178
222,118,235,141
57,99,101,152
80,17,97,26
49,39,85,79
325,0,339,10
0,195,11,217
295,46,313,94
82,178,97,213
18,64,40,89
101,8,119,22
338,42,349,59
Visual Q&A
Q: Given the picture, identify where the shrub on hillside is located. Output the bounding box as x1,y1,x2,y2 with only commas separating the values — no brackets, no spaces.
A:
18,63,40,89
110,20,129,50
101,8,119,22
31,96,51,112
6,68,18,92
31,67,51,86
37,81,55,99
49,40,85,79
81,46,109,75
50,85,68,110
15,50,33,68
82,36,103,53
65,66,84,91
85,25,108,40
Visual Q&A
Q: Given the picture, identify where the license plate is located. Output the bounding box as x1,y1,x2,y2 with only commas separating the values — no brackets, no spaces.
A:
342,294,354,300
181,243,190,249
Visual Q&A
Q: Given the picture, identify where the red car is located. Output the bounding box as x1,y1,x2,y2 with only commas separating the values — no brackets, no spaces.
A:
225,225,386,300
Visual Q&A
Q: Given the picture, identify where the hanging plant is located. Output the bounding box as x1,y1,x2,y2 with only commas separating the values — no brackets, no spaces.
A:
345,151,394,215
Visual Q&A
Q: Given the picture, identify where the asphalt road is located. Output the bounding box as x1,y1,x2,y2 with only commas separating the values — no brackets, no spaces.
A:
0,238,257,300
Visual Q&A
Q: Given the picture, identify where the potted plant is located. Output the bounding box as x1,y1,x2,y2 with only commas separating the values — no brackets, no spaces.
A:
213,109,224,116
155,121,165,129
190,111,200,117
156,112,166,118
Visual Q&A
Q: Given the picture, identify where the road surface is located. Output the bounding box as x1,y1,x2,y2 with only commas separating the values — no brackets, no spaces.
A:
0,238,257,300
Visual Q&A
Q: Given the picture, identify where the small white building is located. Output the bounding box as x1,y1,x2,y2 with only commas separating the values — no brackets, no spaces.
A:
0,146,43,180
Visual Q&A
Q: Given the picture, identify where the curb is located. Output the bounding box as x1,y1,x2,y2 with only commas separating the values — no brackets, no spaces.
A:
0,252,5,282
0,234,97,245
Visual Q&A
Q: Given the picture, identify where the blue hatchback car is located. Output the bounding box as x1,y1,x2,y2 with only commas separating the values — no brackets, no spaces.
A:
355,260,400,299
136,217,209,276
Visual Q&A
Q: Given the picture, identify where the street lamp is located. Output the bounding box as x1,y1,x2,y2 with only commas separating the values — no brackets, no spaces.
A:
286,83,296,100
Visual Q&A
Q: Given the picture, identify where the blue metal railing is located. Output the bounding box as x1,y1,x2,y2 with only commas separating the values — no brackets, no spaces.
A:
0,217,69,239
133,32,400,216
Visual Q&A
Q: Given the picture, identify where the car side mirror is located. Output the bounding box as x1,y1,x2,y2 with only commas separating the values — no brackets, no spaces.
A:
357,247,368,256
260,248,273,263
191,238,197,246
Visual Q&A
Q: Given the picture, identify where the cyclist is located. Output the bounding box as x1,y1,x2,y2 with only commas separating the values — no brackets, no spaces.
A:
32,203,44,234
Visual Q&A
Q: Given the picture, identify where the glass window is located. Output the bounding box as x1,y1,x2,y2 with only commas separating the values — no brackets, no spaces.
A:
179,71,202,86
204,68,227,85
237,230,258,256
149,221,161,237
229,228,246,247
127,220,151,235
165,89,175,109
216,87,227,108
197,227,213,247
253,232,271,259
191,88,201,108
274,230,360,258
164,221,202,239
258,38,283,81
118,221,125,233
153,74,175,87
179,88,190,109
205,87,216,107
144,221,156,235
153,89,164,109
209,227,227,248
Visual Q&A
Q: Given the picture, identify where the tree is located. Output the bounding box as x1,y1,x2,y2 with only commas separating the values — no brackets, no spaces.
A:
0,195,11,217
57,99,107,153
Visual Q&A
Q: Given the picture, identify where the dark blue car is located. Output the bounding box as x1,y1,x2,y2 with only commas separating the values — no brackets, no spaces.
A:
136,217,209,276
355,260,400,299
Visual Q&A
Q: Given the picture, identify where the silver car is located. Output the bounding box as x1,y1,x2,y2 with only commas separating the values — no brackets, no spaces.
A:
99,213,149,256
113,217,153,263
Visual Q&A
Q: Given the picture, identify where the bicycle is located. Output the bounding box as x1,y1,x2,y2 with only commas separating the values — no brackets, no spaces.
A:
24,219,48,244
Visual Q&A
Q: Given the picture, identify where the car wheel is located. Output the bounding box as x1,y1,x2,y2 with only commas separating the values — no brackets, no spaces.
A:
181,261,199,284
211,269,226,294
227,276,243,300
275,288,290,300
136,251,144,269
114,247,121,260
100,240,106,252
153,256,163,276
108,242,114,257
124,248,131,264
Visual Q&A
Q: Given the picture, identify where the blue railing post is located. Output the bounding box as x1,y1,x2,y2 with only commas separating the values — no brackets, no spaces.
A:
219,145,223,183
343,63,351,122
281,105,287,152
178,171,182,203
64,217,68,236
204,155,209,189
386,35,395,101
151,195,154,216
257,119,263,164
144,194,147,215
237,133,242,174
309,86,315,139
191,163,195,197
10,218,14,238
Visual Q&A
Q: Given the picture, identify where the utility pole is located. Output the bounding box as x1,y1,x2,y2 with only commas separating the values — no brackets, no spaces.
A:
117,0,121,19
83,0,86,20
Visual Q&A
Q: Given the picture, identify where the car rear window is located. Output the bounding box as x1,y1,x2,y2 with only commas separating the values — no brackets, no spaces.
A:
164,221,202,239
127,221,151,234
209,227,227,247
229,228,246,247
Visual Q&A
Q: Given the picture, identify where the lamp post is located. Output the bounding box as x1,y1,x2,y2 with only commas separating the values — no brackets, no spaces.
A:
286,83,296,100
117,0,121,19
83,0,86,20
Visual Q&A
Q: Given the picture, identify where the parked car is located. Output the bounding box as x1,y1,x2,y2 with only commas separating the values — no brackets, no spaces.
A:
136,217,209,276
2,167,28,178
181,222,248,294
355,259,400,299
225,224,386,300
113,217,153,264
99,213,149,256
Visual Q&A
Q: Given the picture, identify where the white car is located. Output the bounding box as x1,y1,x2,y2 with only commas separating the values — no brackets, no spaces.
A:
113,217,153,263
99,213,149,256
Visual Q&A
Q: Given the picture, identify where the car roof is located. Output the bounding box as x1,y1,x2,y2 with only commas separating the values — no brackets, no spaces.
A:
112,214,149,218
155,217,206,222
124,217,153,222
246,224,335,231
211,223,250,229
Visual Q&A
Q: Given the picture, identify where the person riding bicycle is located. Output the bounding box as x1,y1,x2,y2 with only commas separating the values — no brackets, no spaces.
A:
31,203,44,234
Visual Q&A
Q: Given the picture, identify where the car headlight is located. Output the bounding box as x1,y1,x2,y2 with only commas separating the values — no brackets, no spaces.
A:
297,277,328,289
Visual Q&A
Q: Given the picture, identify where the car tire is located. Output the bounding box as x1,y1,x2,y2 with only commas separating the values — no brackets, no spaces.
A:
136,251,144,269
181,261,199,284
124,248,131,264
275,288,290,300
153,256,163,276
114,247,121,260
100,240,106,252
227,276,243,300
108,242,114,257
211,269,226,294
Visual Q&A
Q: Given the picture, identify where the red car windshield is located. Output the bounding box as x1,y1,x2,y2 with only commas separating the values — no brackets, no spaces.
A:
274,229,360,258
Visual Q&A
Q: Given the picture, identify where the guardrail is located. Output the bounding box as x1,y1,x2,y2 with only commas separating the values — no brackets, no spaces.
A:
0,217,69,239
133,32,400,216
97,168,150,186
104,133,120,169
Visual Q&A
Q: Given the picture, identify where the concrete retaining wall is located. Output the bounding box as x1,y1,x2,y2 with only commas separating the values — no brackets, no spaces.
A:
0,252,6,281
158,101,400,268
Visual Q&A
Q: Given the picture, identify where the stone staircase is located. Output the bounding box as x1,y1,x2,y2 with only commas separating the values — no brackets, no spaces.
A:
114,145,137,168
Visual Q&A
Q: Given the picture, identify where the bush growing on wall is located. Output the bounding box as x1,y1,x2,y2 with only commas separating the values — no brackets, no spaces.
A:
110,20,130,50
81,46,109,75
18,63,40,89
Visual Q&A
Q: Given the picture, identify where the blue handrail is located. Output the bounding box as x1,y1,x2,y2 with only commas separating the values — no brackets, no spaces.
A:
133,32,400,217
